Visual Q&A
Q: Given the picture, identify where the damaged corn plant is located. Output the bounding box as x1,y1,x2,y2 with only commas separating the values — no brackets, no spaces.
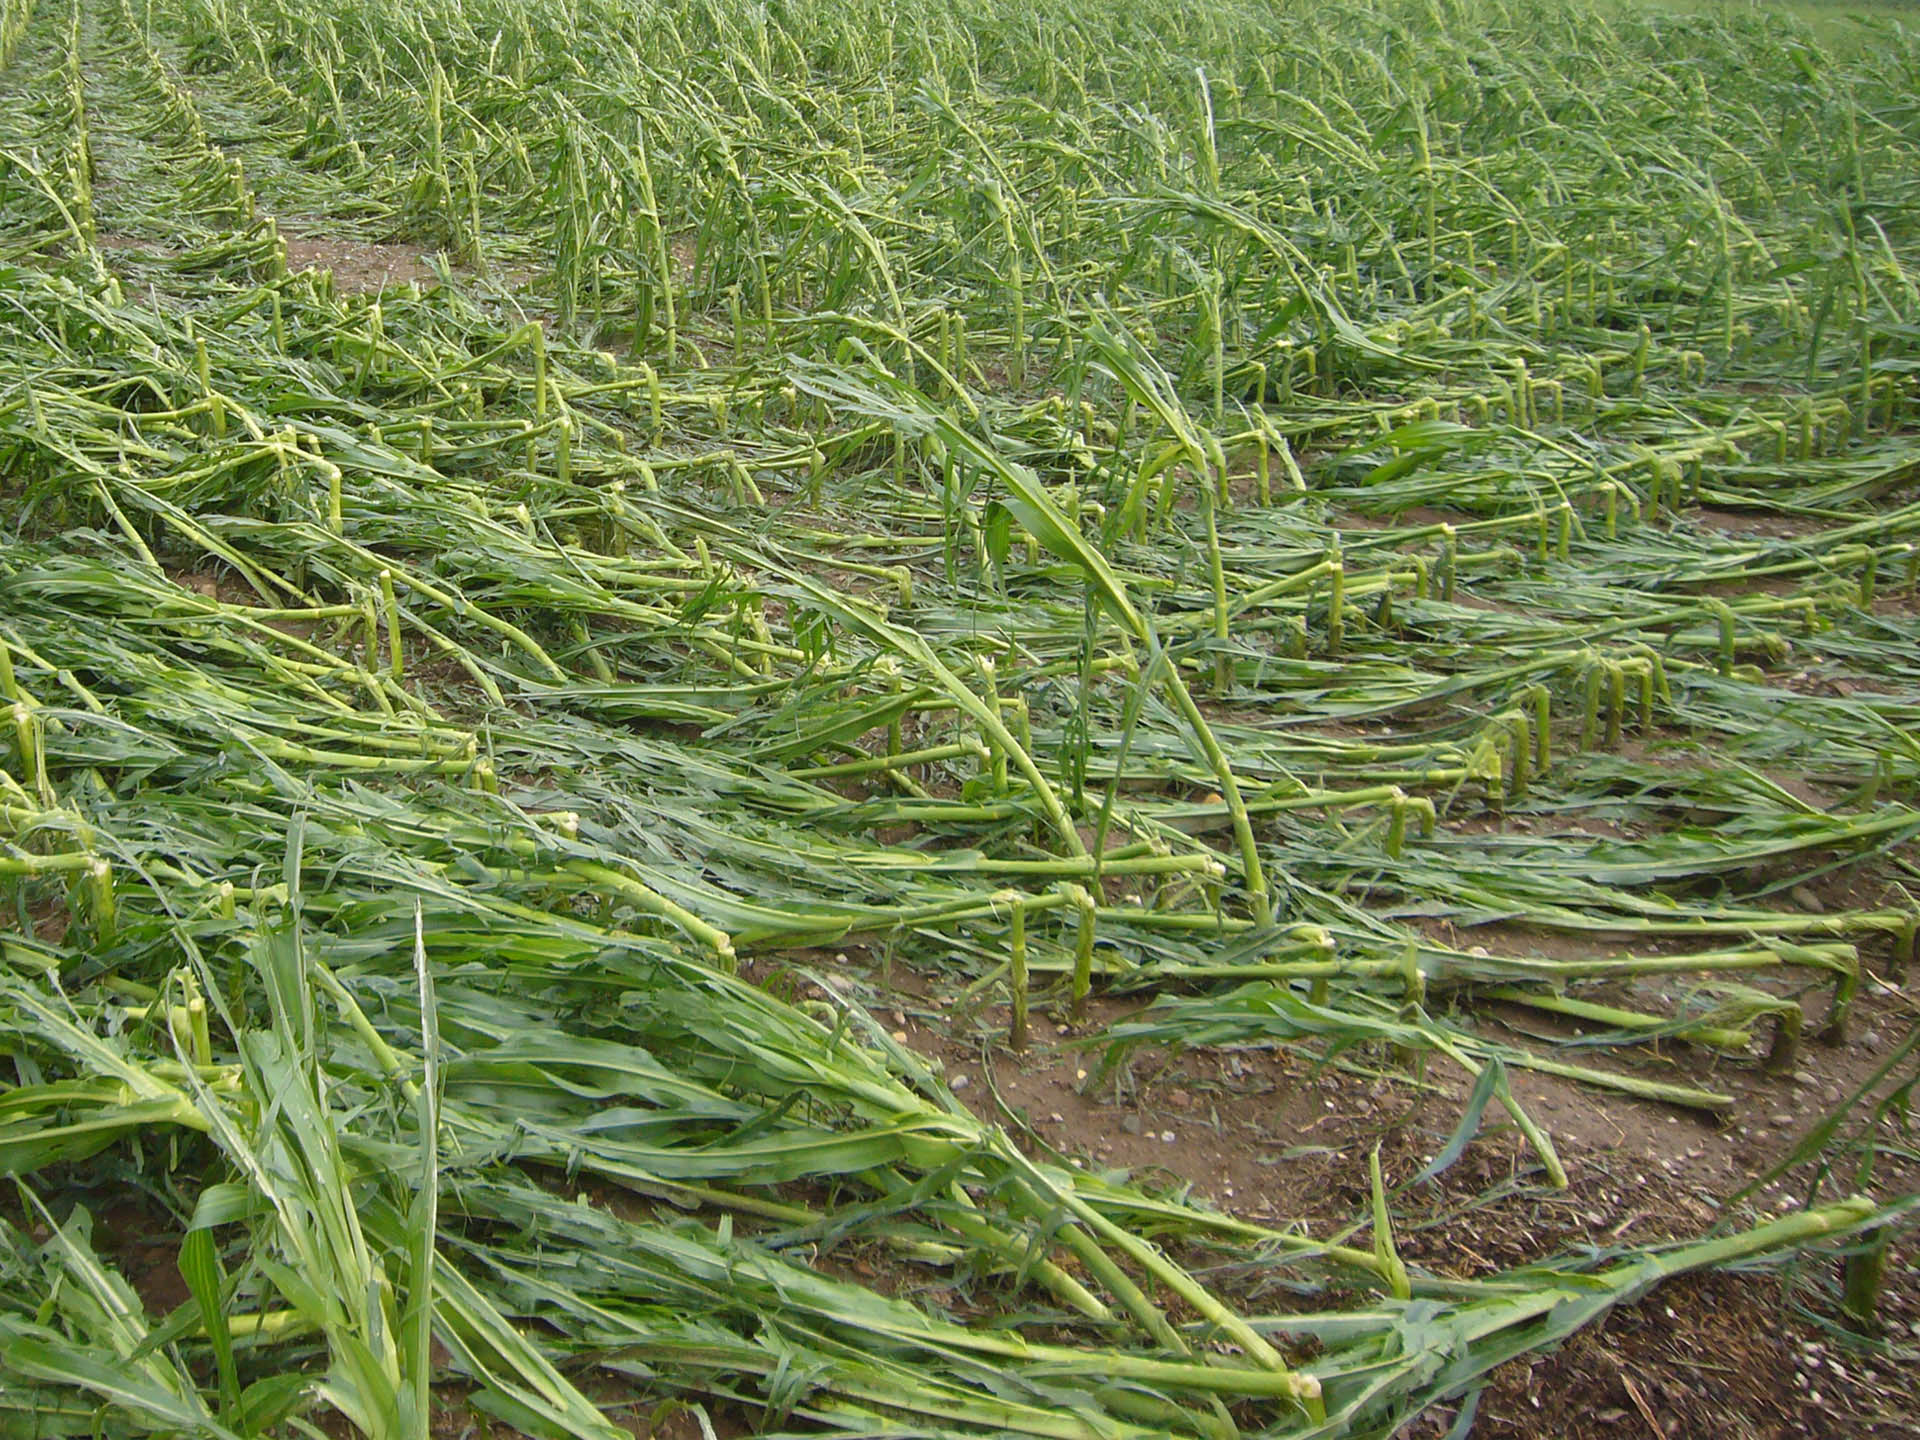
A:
1,0,1917,1432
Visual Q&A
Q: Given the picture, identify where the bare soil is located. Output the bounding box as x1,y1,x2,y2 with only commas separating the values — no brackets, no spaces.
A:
1410,1264,1920,1439
282,235,435,294
794,934,1920,1440
1692,506,1833,542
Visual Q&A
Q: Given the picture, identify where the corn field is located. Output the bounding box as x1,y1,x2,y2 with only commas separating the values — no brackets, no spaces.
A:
1,0,1917,1432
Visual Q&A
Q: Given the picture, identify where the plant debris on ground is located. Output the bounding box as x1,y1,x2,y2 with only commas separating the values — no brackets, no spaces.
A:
1,0,1919,1434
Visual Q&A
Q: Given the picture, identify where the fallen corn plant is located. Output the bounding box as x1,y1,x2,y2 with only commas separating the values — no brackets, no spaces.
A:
1,0,1919,1433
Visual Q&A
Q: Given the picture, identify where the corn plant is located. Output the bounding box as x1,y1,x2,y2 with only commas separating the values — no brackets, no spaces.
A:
1,0,1918,1434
